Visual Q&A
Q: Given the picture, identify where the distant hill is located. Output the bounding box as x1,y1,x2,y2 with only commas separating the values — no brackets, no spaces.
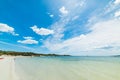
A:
0,50,70,56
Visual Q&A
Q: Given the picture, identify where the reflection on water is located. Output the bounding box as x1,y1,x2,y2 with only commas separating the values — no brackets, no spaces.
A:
15,56,120,80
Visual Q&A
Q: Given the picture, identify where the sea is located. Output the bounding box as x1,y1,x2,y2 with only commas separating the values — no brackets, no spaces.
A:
15,56,120,80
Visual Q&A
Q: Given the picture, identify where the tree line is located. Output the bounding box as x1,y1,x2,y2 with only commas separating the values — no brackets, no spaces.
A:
0,50,70,56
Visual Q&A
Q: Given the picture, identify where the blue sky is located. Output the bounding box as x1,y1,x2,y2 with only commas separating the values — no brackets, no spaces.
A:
0,0,120,55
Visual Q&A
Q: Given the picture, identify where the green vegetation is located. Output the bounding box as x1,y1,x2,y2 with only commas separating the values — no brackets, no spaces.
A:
0,50,70,56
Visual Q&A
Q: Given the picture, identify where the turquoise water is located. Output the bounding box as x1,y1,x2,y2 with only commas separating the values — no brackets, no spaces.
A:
15,56,120,80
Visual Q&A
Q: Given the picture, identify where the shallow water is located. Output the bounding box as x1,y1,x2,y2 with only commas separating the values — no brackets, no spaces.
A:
15,56,120,80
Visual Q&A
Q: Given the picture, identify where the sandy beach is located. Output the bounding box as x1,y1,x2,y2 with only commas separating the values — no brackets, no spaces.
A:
0,56,19,80
0,56,120,80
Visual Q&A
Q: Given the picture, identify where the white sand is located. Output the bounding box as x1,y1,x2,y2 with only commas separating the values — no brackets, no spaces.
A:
0,56,19,80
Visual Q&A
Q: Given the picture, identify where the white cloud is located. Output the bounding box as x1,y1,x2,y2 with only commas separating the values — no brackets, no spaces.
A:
114,0,120,4
50,14,54,18
114,10,120,17
41,0,120,55
30,25,54,35
18,36,38,44
59,6,68,15
24,37,33,40
72,16,79,21
47,13,54,18
44,0,86,45
44,19,120,55
0,23,19,36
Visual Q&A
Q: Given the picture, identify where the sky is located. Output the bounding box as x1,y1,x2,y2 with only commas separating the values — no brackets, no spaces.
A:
0,0,120,56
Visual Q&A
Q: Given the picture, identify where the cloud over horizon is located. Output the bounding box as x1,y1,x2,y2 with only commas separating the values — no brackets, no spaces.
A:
41,0,120,55
43,19,120,55
0,0,120,55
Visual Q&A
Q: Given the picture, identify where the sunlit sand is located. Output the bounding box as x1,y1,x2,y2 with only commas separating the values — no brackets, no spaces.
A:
0,56,19,80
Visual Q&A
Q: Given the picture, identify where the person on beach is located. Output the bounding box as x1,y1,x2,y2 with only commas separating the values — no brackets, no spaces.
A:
0,57,4,60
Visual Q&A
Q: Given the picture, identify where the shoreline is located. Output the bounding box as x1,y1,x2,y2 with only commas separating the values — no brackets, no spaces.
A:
0,56,19,80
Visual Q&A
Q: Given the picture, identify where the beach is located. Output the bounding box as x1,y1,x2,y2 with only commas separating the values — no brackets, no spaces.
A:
0,56,120,80
0,56,19,80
